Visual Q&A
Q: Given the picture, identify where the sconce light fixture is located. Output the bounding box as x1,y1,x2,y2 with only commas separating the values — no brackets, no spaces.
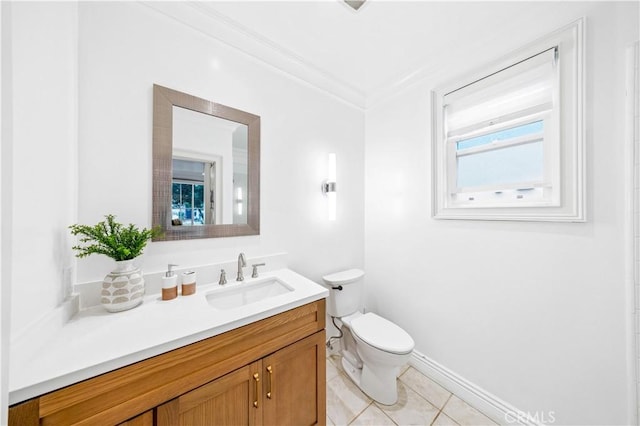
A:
236,187,243,216
322,153,337,221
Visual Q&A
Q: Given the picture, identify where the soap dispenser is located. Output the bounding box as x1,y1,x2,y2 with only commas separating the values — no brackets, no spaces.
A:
181,271,196,296
162,264,179,301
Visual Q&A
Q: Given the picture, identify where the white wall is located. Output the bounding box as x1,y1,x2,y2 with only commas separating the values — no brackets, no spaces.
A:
364,3,638,425
1,2,12,422
9,2,78,340
4,1,364,405
75,2,364,286
629,40,640,424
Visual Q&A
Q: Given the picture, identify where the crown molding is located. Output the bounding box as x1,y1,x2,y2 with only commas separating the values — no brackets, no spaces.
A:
366,61,444,109
141,1,367,110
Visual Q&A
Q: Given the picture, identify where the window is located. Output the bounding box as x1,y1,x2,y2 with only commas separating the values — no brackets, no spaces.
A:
432,19,585,221
172,181,205,225
171,158,207,226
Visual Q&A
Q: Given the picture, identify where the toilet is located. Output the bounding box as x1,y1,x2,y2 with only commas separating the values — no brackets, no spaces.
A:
322,269,414,405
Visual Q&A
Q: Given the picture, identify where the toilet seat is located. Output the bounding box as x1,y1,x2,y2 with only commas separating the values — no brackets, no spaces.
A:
350,313,414,355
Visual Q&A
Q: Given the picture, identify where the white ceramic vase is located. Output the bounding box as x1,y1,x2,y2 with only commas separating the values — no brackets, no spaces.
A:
101,258,145,313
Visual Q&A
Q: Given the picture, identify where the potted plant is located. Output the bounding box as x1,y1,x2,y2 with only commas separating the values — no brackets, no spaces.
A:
69,214,162,312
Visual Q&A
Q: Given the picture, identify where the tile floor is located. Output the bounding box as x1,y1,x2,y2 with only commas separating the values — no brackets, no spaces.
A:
326,354,498,426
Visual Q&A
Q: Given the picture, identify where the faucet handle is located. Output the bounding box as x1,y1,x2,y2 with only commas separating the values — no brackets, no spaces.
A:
251,263,266,278
218,269,227,285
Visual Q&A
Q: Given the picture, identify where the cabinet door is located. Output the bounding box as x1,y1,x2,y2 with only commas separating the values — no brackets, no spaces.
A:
262,331,326,426
156,361,262,426
8,398,39,426
118,410,153,426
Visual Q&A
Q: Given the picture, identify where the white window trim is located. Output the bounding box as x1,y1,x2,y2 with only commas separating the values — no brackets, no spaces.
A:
431,18,585,222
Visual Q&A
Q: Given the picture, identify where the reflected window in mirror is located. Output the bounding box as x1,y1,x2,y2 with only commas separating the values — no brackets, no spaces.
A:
171,159,206,226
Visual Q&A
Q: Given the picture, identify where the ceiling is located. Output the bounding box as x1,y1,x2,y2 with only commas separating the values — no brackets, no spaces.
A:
160,1,600,108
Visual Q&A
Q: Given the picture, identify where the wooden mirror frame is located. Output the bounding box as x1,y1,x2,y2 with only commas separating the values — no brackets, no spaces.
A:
152,84,260,240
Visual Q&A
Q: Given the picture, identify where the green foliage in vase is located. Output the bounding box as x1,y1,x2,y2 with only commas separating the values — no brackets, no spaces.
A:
69,214,162,261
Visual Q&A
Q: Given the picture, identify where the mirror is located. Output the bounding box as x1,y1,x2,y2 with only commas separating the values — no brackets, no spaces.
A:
153,84,260,240
172,108,248,226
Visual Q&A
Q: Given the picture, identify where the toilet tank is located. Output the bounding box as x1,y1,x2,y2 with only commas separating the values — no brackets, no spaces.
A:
322,269,364,317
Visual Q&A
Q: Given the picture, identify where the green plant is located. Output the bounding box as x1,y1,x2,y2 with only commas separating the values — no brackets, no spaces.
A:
69,214,162,261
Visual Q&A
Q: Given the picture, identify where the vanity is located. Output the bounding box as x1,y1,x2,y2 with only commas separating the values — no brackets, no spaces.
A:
8,268,328,426
8,86,329,424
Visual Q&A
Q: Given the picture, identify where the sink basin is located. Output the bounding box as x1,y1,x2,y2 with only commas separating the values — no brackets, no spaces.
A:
206,277,294,310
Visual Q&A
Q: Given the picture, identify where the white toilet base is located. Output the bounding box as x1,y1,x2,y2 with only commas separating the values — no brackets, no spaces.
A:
341,356,362,387
341,355,400,405
360,362,399,405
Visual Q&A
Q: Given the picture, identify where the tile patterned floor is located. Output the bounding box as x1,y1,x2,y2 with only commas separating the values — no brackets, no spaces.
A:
326,355,498,426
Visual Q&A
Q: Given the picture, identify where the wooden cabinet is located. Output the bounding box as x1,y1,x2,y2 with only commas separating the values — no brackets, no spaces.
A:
156,331,325,426
156,362,262,426
9,300,326,426
118,411,153,426
262,332,325,426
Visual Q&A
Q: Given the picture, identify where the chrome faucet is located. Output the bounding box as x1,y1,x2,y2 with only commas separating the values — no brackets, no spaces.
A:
218,269,227,285
236,252,247,281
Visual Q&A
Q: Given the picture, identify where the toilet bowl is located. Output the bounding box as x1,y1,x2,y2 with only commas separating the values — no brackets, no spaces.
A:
322,269,415,405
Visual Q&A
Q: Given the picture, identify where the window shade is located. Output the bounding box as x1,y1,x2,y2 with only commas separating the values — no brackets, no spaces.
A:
444,47,557,139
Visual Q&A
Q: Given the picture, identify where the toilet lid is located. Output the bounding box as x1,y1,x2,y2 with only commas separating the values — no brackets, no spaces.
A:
322,269,365,286
350,313,414,355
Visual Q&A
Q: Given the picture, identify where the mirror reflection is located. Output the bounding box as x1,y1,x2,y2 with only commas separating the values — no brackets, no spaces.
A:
171,107,248,226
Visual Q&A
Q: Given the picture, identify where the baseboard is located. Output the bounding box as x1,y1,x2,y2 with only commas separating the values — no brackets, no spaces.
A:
409,350,542,426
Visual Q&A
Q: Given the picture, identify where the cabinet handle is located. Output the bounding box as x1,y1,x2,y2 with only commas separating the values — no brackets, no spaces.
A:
266,365,273,399
253,373,260,408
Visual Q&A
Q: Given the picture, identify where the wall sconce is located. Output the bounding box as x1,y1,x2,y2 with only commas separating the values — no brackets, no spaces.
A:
236,187,243,216
322,153,337,221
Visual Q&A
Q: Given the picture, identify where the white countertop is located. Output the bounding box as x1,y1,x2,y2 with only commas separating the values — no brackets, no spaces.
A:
9,268,328,405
